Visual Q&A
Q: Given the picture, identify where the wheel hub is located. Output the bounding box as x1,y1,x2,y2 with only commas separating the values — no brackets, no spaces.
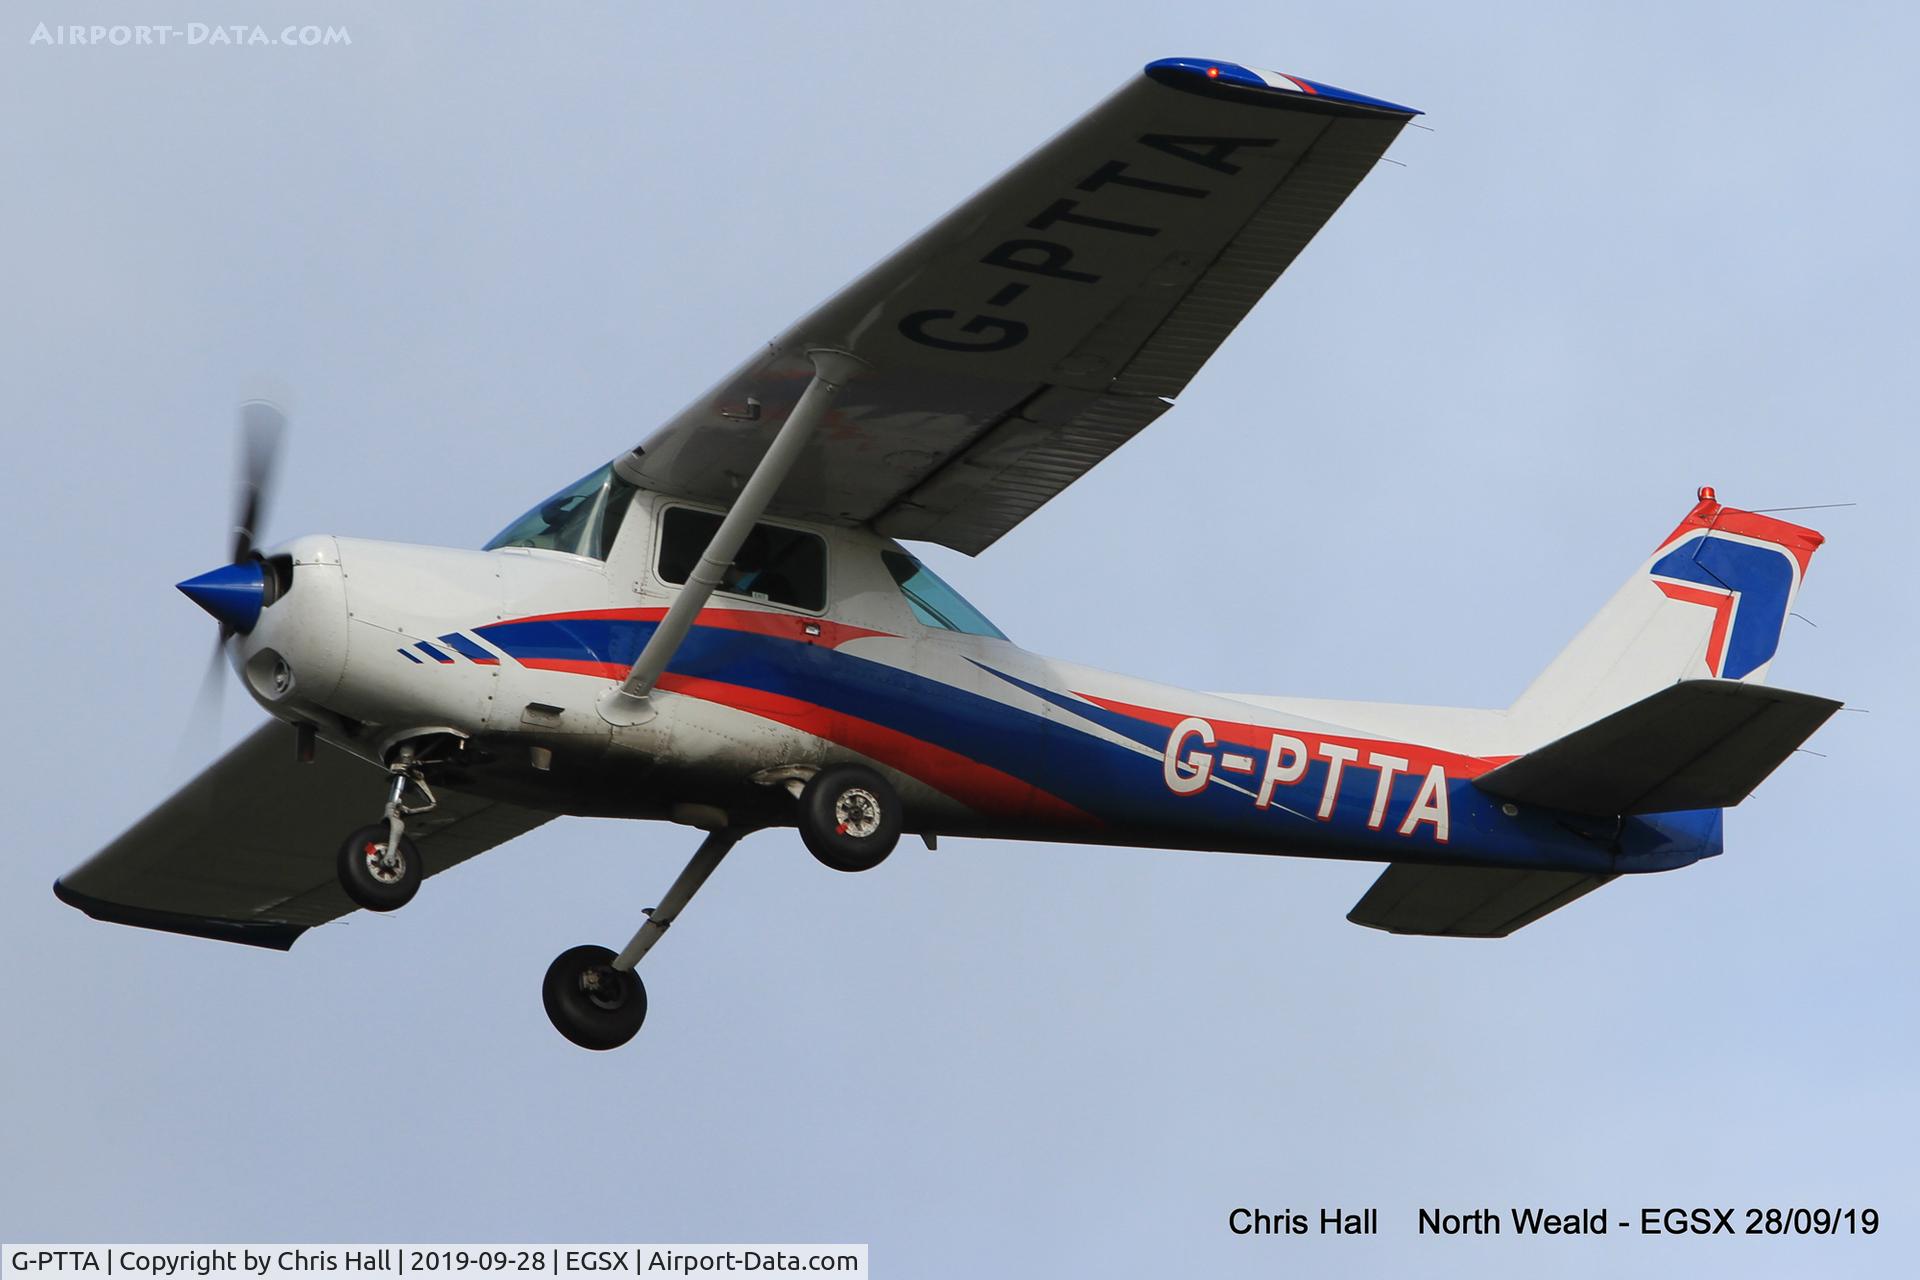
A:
362,840,406,884
578,965,628,1012
834,787,882,838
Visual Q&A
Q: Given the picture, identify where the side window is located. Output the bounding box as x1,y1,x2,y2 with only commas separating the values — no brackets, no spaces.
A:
882,550,1007,639
657,508,827,612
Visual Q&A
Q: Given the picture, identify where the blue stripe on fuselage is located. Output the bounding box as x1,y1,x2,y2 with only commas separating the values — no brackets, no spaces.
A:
474,615,1716,871
970,663,1716,872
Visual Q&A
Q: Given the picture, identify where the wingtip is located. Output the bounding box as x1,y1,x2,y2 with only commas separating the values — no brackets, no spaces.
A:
53,877,307,951
1145,58,1422,116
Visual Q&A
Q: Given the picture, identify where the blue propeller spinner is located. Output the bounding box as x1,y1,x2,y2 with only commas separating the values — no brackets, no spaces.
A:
178,560,267,634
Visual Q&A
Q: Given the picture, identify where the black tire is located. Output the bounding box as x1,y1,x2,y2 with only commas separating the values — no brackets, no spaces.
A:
542,944,647,1050
799,763,901,873
337,824,422,912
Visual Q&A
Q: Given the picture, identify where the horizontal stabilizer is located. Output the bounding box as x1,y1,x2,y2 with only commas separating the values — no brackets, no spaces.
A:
1348,863,1612,938
1477,680,1840,817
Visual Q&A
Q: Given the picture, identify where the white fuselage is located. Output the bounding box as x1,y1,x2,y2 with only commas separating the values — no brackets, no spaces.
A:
229,490,1712,875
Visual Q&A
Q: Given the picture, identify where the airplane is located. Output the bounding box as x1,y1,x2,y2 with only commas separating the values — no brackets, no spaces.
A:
56,58,1841,1049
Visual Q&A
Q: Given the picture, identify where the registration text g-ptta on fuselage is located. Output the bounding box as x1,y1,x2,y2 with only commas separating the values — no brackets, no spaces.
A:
1161,716,1457,841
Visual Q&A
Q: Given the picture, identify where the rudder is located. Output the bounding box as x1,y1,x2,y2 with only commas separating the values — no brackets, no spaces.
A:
1508,487,1825,745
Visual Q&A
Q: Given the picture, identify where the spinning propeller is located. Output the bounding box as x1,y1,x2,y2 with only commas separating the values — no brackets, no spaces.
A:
177,401,288,729
177,400,286,633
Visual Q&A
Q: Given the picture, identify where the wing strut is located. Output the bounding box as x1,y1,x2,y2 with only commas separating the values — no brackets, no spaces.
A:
598,348,865,725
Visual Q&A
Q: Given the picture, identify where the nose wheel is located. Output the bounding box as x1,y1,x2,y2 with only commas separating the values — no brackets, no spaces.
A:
337,825,422,911
542,944,648,1050
337,755,437,912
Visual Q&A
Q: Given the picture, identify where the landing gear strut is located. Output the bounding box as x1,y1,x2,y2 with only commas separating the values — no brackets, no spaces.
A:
337,756,437,912
542,828,742,1050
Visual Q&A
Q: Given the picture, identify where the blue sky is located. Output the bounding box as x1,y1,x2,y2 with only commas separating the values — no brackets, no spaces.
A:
3,3,1913,1276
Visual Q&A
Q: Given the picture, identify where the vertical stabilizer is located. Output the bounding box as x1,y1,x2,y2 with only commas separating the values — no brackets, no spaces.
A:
1508,488,1825,744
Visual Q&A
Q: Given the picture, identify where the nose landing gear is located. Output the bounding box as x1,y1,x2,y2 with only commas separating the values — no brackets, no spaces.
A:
337,824,421,911
337,753,437,912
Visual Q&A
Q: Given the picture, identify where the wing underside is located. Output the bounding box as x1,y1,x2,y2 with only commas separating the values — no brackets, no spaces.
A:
619,61,1416,553
56,723,552,949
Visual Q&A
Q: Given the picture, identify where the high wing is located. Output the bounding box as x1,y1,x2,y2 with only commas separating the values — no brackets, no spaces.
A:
619,59,1418,554
56,723,553,949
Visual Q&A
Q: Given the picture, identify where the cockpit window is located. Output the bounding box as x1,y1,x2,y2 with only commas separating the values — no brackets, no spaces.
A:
658,507,826,612
882,550,1007,639
484,463,637,560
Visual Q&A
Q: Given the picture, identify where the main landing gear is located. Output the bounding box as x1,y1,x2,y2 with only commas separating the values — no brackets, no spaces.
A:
337,754,437,912
542,944,647,1051
543,827,739,1050
541,765,909,1049
796,763,902,873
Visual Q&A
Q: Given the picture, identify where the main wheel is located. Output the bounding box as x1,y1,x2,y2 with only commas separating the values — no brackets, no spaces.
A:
337,824,423,912
798,763,901,872
542,944,647,1050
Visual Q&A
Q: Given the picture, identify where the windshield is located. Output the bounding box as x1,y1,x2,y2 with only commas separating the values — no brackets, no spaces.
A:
882,550,1007,639
484,463,637,560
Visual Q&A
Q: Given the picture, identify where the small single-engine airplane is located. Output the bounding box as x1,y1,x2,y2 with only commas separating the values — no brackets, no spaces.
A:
58,59,1840,1049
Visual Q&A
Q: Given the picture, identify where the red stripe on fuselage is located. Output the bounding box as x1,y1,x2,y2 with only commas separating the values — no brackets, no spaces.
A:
520,657,628,679
1068,692,1506,778
655,673,1096,828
